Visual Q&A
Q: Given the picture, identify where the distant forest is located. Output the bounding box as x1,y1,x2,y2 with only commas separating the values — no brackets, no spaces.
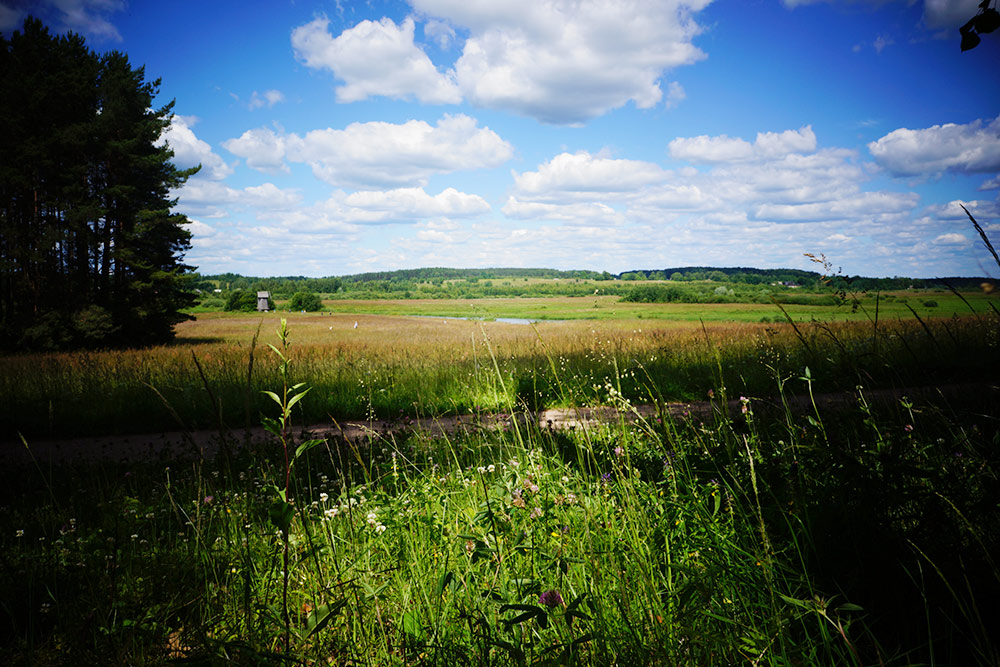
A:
191,266,989,306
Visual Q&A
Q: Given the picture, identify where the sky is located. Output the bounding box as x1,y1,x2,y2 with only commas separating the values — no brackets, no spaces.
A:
2,0,999,278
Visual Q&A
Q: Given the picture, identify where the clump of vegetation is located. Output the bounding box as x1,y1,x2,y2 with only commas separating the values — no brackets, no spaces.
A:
288,292,323,312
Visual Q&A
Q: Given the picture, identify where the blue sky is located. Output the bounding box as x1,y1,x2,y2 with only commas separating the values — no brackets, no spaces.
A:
3,0,999,278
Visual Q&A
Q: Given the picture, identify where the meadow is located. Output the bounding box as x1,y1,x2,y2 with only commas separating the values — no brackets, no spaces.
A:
1,292,998,664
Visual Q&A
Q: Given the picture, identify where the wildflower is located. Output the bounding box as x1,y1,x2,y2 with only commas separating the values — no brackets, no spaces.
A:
904,424,914,433
740,396,750,414
565,493,577,505
530,506,543,519
203,495,214,504
614,446,623,458
366,512,378,525
487,464,495,473
538,590,563,608
375,523,387,534
707,389,715,399
319,492,329,503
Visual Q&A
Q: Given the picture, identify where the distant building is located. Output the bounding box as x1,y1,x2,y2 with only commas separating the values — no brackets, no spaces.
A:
257,291,270,311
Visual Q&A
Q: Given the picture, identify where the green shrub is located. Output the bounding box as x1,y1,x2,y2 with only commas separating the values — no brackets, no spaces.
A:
288,292,323,311
924,300,938,308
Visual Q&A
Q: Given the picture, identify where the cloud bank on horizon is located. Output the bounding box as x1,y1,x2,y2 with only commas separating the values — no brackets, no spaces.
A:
2,0,998,278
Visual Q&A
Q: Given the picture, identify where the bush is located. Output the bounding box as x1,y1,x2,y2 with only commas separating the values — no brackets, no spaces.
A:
73,305,118,346
923,300,938,308
288,292,323,311
621,285,683,303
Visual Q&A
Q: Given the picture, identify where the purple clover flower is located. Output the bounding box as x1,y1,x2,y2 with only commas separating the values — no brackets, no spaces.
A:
539,589,563,608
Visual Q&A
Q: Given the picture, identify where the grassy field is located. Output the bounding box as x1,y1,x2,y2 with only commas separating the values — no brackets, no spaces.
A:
305,289,993,323
1,291,997,441
1,295,998,664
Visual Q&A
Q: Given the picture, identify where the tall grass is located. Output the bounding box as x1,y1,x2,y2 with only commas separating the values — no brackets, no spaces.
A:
1,312,997,441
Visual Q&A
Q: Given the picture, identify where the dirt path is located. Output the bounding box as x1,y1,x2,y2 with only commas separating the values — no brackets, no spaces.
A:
4,382,993,465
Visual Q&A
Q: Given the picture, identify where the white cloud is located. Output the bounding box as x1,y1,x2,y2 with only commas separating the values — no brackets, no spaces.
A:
224,115,511,187
222,127,288,173
754,191,919,222
291,15,461,104
512,152,668,200
934,233,969,245
669,126,816,163
158,115,234,180
502,198,625,224
248,89,284,110
980,175,1000,191
869,116,1000,176
284,114,513,188
171,180,301,218
345,187,490,219
423,18,456,48
411,0,712,124
664,81,686,110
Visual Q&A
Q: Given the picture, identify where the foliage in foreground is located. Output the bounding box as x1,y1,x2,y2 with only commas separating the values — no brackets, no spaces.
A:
1,355,997,664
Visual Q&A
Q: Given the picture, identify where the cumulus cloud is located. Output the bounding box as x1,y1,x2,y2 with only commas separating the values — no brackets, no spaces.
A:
294,114,513,188
409,0,711,123
157,116,234,180
344,187,490,219
291,15,461,104
170,180,301,218
505,126,924,241
222,127,288,173
869,116,1000,176
223,115,512,187
669,126,817,163
512,152,668,201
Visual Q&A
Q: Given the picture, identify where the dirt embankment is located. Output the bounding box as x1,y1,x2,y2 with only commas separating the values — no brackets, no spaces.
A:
4,383,995,466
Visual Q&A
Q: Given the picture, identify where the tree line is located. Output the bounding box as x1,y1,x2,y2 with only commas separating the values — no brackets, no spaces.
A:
0,18,196,350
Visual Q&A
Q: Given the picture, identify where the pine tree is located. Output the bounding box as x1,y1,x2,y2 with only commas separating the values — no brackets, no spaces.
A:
0,18,197,349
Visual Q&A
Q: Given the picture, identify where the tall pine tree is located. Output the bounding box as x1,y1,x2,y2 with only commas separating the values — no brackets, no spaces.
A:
0,18,197,349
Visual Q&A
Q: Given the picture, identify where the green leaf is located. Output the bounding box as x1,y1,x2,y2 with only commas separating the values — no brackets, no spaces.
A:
502,610,539,626
261,390,283,408
293,438,325,462
779,594,812,610
436,570,455,596
261,416,282,438
286,387,312,411
836,602,864,612
268,500,294,534
304,600,346,638
401,610,423,639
